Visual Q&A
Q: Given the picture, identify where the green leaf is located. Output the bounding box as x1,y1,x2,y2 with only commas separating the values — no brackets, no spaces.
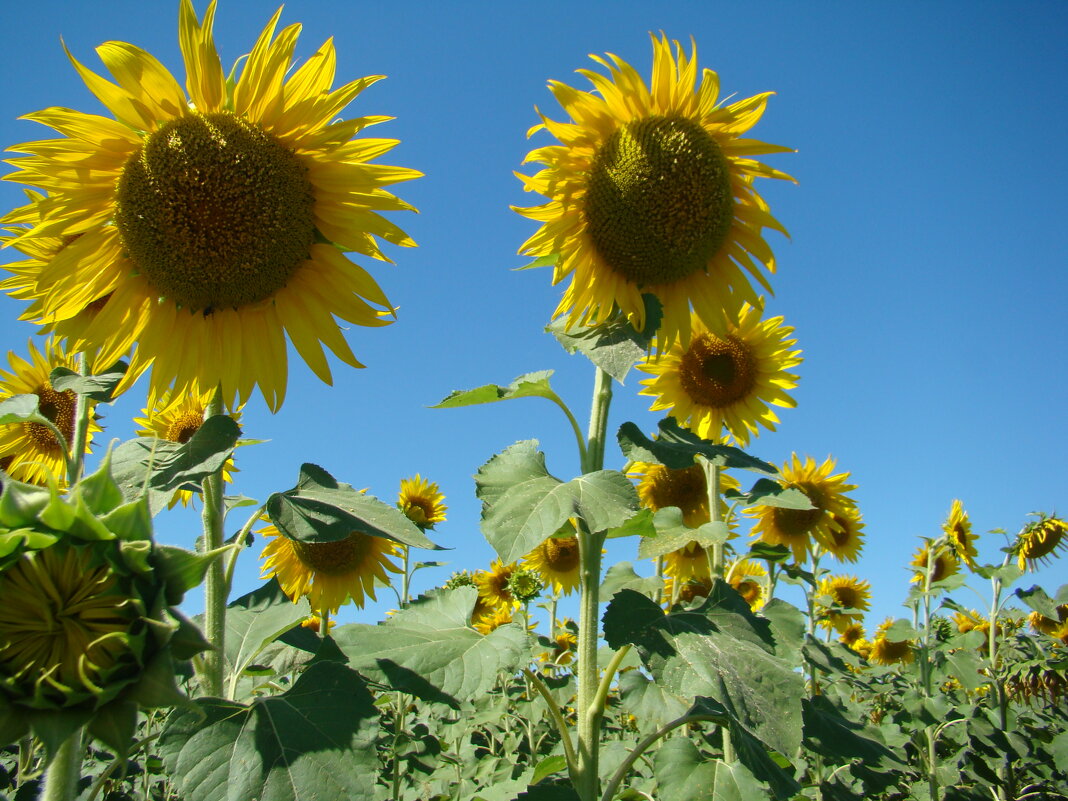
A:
744,542,792,563
735,478,814,510
881,619,920,640
944,648,986,692
637,507,729,560
0,393,42,423
431,370,560,409
531,755,568,785
154,545,226,602
604,507,655,540
222,580,310,699
617,669,689,729
709,761,771,801
1015,584,1061,618
653,738,717,801
49,361,127,403
600,561,663,601
514,253,559,271
547,294,662,383
159,661,379,801
74,452,125,516
617,418,777,474
267,462,438,549
972,563,1024,584
759,599,805,663
603,586,802,757
333,587,532,708
802,695,902,765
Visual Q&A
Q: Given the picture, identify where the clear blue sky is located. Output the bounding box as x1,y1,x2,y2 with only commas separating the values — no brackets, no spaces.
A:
1,1,1065,628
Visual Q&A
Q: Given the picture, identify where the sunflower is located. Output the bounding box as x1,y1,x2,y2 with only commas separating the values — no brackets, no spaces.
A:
474,560,519,610
910,541,960,585
746,454,858,564
3,1,420,411
816,575,871,632
952,609,1000,653
869,618,914,666
540,620,578,667
838,622,866,649
817,507,865,563
942,499,978,568
472,604,514,635
1029,607,1068,646
259,522,402,616
396,474,447,531
1014,514,1068,571
663,573,714,606
523,535,581,595
0,338,101,485
630,461,739,527
133,385,242,507
637,305,800,446
663,541,712,583
513,34,793,348
726,558,767,610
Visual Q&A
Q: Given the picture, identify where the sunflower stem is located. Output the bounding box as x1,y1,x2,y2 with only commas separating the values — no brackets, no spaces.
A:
580,367,612,475
523,667,578,777
701,457,726,580
41,728,82,801
66,353,91,485
200,388,227,697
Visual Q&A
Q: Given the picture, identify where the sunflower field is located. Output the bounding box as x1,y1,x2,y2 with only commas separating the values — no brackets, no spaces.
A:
0,3,1064,801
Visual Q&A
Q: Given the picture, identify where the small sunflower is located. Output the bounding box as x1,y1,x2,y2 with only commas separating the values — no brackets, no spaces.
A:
630,461,738,528
838,622,866,649
540,620,578,667
663,573,714,605
3,1,420,411
910,541,960,585
942,499,978,568
817,507,865,563
472,604,513,635
726,558,767,610
397,474,447,530
816,575,871,632
637,305,800,446
952,609,999,652
1014,513,1068,571
514,34,793,348
474,560,519,609
133,385,242,507
523,535,581,595
0,338,101,485
259,522,401,616
869,618,914,666
746,454,858,564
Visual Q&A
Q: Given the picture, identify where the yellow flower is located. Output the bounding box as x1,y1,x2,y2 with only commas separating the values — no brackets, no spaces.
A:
539,619,578,666
726,559,768,611
0,338,101,486
816,575,871,632
663,573,714,606
472,604,514,635
819,507,865,563
513,34,792,348
630,461,739,528
473,560,518,609
910,541,960,585
746,454,857,564
133,385,241,507
838,622,866,649
943,499,978,568
1014,514,1068,571
397,474,447,530
523,535,581,596
637,305,800,446
663,541,713,583
869,618,914,666
3,1,420,411
259,522,401,616
1029,607,1068,646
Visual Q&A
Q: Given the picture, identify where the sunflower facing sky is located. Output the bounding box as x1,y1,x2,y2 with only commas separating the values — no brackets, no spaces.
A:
2,0,420,411
397,474,447,530
910,540,960,585
942,499,978,568
0,338,101,485
638,305,801,446
523,535,581,596
816,574,871,632
514,34,793,348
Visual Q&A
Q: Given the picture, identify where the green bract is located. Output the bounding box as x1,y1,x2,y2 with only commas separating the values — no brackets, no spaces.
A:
0,456,213,759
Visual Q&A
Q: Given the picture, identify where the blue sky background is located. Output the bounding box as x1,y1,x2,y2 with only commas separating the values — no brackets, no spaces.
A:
0,1,1065,631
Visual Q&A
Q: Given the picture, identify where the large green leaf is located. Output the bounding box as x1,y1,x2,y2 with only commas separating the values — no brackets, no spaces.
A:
49,361,127,402
476,441,638,563
727,478,814,510
333,587,531,708
617,669,689,729
266,463,438,549
617,418,777,474
637,507,729,560
602,586,803,757
109,415,241,513
653,738,717,801
431,370,559,408
547,294,662,383
1015,584,1061,618
802,695,902,765
159,661,379,801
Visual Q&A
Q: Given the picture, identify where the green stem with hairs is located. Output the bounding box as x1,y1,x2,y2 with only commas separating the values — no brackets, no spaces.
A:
523,667,577,776
200,388,227,697
66,353,92,484
41,729,82,801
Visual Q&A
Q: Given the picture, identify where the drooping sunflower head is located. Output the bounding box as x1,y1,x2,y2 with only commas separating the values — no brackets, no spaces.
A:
473,560,519,609
397,474,447,530
869,618,915,666
815,507,865,563
259,522,402,616
0,338,102,486
726,559,767,610
1014,513,1068,571
638,305,801,446
942,499,978,568
523,534,581,596
1028,606,1068,646
746,454,858,564
630,461,739,528
514,34,793,348
816,575,871,632
910,541,960,585
3,1,421,411
663,541,712,583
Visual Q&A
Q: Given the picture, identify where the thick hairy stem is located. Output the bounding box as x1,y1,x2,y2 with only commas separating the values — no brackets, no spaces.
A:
41,729,82,801
581,368,612,475
575,525,605,801
701,458,726,580
66,354,91,484
200,389,227,697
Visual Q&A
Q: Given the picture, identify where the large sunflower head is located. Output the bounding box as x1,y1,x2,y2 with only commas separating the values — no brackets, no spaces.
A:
3,1,420,411
514,34,793,348
869,618,914,666
637,305,801,446
133,385,242,507
0,338,101,486
259,522,402,616
1014,513,1068,571
746,454,858,564
630,460,739,528
910,541,960,585
816,575,871,632
523,534,581,596
942,499,978,568
397,474,447,530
